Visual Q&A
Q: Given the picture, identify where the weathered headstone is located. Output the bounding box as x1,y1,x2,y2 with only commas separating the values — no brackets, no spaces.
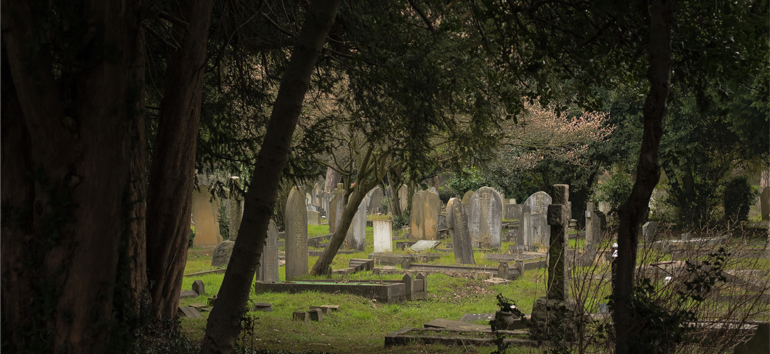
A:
373,219,393,253
462,190,474,206
761,187,770,221
211,240,234,268
368,186,384,214
437,214,447,231
642,221,658,243
192,185,223,247
410,190,441,240
547,184,569,300
524,191,553,215
192,280,205,296
429,187,439,195
322,192,332,215
522,213,531,246
328,186,345,234
313,183,324,207
307,210,321,225
468,187,503,248
446,198,475,264
345,196,367,251
528,213,548,246
259,220,280,282
504,204,523,221
398,185,409,212
285,186,308,281
410,240,441,252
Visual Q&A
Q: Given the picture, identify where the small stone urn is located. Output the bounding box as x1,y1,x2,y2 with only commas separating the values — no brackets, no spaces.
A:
493,306,520,330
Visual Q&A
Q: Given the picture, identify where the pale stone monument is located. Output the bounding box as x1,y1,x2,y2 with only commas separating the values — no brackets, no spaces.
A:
524,191,552,215
373,219,393,253
446,198,475,264
643,221,658,243
345,196,367,251
410,190,441,240
468,187,503,248
398,184,409,212
192,185,223,248
368,186,384,214
328,185,345,234
307,210,321,225
285,186,308,281
504,204,523,221
462,190,474,206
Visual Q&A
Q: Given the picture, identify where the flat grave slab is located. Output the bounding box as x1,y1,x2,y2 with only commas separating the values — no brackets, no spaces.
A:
180,290,198,299
384,327,536,348
309,250,356,257
486,253,545,262
460,313,495,323
369,253,442,265
425,319,490,331
254,274,427,304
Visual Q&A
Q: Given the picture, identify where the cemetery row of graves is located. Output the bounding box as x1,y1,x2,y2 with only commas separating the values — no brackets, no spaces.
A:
177,175,770,353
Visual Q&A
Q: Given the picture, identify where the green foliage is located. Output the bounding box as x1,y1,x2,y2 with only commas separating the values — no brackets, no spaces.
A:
446,167,490,196
379,197,390,215
219,202,230,240
723,177,758,223
437,187,457,204
592,168,633,217
392,208,410,230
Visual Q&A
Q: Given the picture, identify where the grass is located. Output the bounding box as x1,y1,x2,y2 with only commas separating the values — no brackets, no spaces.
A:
173,224,768,354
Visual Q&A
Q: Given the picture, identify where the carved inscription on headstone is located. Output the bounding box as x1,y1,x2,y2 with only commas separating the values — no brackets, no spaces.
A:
259,220,280,282
468,187,503,248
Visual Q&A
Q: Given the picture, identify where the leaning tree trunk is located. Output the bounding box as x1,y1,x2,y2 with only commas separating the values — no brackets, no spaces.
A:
199,1,342,352
310,188,367,275
145,0,216,322
1,0,146,352
612,1,674,353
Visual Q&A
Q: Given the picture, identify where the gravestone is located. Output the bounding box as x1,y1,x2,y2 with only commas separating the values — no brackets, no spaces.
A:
373,219,393,253
398,185,409,212
313,183,324,207
528,213,548,246
522,213,531,246
192,280,205,295
285,186,308,281
410,240,441,252
761,187,770,221
211,241,234,267
307,210,321,225
504,204,523,221
228,177,243,241
259,220,280,282
305,193,312,206
429,187,439,195
642,221,658,243
584,202,598,250
462,190,474,206
468,187,503,248
322,192,332,216
410,190,441,241
368,186,384,214
437,214,447,231
524,191,552,215
446,198,475,264
191,185,223,247
345,196,367,251
328,186,345,234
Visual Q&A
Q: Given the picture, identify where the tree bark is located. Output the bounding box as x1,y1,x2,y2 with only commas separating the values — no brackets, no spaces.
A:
325,166,342,193
145,0,216,322
1,0,145,351
199,1,342,352
612,1,674,353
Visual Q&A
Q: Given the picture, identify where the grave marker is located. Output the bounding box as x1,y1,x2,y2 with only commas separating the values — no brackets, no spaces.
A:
547,184,570,300
504,204,523,221
643,221,658,243
328,186,345,234
373,219,393,253
410,190,441,240
307,210,321,225
285,187,308,281
259,220,280,283
368,186,384,214
345,196,367,251
468,187,503,248
446,198,475,264
211,241,234,268
398,185,409,212
191,185,223,247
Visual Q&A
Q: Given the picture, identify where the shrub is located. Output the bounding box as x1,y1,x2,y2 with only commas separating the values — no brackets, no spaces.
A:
379,197,390,214
722,176,757,223
592,168,633,217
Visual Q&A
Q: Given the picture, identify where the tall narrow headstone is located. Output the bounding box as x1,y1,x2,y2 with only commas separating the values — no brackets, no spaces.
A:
322,192,332,215
259,220,280,282
446,198,475,264
584,202,595,250
373,219,393,253
642,221,658,244
522,212,531,247
345,196,367,251
228,177,243,241
398,185,409,212
410,190,441,240
462,190,474,206
547,184,569,300
761,187,770,221
368,186,384,214
328,186,345,234
313,183,324,207
285,187,308,281
468,187,503,248
192,185,223,248
524,191,552,244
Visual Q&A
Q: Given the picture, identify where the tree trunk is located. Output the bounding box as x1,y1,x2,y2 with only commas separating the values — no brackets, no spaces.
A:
145,0,216,322
612,1,674,353
1,0,145,351
325,166,342,193
199,1,342,352
311,188,366,275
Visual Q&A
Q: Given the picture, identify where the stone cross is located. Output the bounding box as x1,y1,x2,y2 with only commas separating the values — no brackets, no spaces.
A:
285,186,308,281
547,184,569,300
446,198,475,264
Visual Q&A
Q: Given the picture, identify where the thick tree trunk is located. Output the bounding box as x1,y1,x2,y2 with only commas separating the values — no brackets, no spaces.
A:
612,1,674,353
145,0,216,322
325,166,342,193
199,1,342,352
1,0,145,352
